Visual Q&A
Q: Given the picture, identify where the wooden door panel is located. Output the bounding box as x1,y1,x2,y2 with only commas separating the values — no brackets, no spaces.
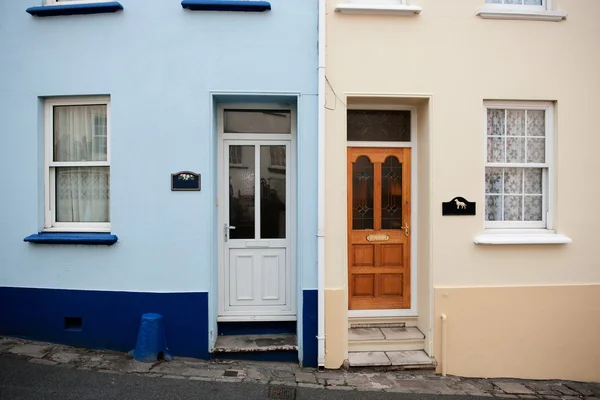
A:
348,147,411,310
381,274,403,296
353,245,375,266
353,274,375,297
380,244,404,267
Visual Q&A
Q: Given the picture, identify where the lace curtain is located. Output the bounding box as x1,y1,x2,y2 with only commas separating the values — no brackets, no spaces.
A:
53,105,109,223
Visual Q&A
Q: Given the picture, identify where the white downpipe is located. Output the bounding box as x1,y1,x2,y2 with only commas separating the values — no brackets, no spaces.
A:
440,314,447,376
317,0,326,369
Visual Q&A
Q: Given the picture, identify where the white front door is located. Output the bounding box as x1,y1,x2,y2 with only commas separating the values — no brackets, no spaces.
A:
218,138,295,321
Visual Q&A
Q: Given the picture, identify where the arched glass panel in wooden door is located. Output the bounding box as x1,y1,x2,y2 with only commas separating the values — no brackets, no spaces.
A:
381,156,402,230
352,156,374,230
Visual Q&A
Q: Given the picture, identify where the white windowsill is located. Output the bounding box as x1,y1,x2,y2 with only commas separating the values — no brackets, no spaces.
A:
335,3,422,16
474,232,572,245
475,7,567,22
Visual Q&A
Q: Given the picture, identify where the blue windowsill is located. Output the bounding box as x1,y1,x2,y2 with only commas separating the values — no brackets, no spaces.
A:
181,0,271,12
24,232,118,245
26,2,123,17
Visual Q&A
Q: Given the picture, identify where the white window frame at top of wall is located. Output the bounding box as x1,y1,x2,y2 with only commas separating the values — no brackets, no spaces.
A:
476,0,567,21
483,101,554,232
483,0,549,12
44,96,111,233
334,0,422,16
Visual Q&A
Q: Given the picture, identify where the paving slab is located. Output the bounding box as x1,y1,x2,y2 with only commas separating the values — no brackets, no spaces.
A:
50,351,81,364
8,344,52,358
494,382,535,395
348,351,390,366
295,372,317,383
380,327,424,340
348,328,384,341
553,384,583,396
386,350,433,365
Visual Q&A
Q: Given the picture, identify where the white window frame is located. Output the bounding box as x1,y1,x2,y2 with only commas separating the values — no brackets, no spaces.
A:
335,0,422,16
476,0,567,21
483,0,548,12
45,0,112,5
44,96,111,233
483,101,554,232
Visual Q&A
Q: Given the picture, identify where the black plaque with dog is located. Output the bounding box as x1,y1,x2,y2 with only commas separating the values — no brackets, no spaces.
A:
442,197,476,216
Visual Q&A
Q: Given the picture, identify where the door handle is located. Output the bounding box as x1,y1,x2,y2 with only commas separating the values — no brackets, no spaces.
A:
224,224,236,242
402,223,409,237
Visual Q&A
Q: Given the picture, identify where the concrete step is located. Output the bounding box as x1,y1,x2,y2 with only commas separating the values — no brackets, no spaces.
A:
348,316,418,328
348,327,425,352
213,334,297,353
348,350,436,370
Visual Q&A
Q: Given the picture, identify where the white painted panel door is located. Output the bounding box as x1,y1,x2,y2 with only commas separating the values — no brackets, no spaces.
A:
220,140,294,320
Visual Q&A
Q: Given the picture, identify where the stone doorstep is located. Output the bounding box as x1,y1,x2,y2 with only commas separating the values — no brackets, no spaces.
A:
348,350,436,368
213,334,297,353
348,327,424,341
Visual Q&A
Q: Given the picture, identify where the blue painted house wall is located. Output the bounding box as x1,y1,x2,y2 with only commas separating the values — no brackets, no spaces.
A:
0,0,318,366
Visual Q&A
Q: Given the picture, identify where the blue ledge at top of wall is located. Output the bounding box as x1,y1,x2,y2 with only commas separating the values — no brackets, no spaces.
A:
24,232,118,245
181,0,271,12
26,2,123,17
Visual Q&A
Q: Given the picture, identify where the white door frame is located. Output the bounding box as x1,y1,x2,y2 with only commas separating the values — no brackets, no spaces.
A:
346,104,418,318
216,103,297,322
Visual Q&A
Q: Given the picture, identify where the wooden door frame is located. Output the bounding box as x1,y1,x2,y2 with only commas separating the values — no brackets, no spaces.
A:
346,105,418,318
216,103,297,322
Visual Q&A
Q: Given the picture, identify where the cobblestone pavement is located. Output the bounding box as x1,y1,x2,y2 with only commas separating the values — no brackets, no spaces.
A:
1,337,598,399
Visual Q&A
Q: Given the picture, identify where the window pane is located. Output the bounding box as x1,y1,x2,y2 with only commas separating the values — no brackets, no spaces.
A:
352,156,374,230
507,110,525,136
381,156,402,230
524,0,543,5
485,195,502,221
347,110,411,142
524,196,543,221
527,110,545,137
56,167,109,223
504,167,523,194
54,105,107,162
485,167,503,194
229,145,255,239
524,168,542,194
527,138,545,163
260,145,286,239
487,137,505,163
224,110,291,134
504,195,523,221
487,109,505,136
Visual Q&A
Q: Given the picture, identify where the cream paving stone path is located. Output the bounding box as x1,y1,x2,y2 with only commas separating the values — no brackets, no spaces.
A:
1,336,599,399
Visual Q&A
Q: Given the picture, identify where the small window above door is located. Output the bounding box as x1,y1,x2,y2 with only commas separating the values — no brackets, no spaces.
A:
224,110,291,134
347,110,411,142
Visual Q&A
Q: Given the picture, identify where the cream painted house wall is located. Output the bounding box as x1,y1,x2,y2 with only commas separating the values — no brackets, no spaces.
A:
324,0,600,380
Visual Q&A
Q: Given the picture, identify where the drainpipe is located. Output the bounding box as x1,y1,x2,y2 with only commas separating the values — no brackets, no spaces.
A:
317,0,326,369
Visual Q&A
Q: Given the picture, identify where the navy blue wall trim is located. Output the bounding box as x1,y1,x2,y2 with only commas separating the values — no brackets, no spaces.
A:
0,287,209,359
26,2,123,17
218,321,296,336
24,233,118,245
302,289,318,367
181,1,271,12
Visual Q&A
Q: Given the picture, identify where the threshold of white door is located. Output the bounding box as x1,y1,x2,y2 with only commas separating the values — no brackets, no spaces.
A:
213,334,297,353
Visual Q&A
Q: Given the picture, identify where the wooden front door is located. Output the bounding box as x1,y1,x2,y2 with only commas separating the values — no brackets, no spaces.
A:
348,148,411,310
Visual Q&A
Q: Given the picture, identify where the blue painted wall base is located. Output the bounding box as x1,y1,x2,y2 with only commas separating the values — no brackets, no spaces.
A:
302,289,318,367
0,287,209,359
